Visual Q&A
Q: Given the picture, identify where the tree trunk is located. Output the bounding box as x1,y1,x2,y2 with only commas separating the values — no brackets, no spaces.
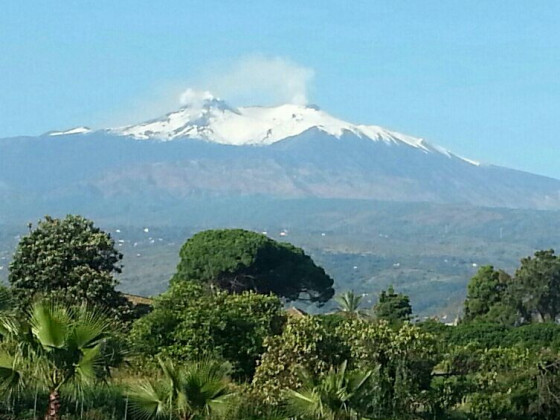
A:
44,390,61,420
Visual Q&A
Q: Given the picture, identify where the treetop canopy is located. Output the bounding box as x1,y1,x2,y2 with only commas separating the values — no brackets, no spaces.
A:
172,228,335,305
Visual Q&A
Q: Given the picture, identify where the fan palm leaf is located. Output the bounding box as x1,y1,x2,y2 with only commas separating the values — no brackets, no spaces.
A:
335,291,367,319
129,380,172,419
130,359,234,420
285,361,373,420
0,299,115,419
0,353,25,398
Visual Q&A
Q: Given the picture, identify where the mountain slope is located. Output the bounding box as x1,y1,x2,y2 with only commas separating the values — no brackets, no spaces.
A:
1,98,560,224
1,98,559,316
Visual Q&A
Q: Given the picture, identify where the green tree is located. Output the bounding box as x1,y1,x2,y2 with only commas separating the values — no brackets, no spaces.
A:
338,319,437,418
373,286,412,323
513,250,560,323
459,347,534,419
172,229,334,305
0,301,118,420
463,265,516,324
252,316,350,404
129,358,233,420
131,281,285,379
285,361,372,420
431,344,560,419
8,215,130,320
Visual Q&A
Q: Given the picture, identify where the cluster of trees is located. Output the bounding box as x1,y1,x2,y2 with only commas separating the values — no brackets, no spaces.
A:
1,215,560,420
464,250,560,324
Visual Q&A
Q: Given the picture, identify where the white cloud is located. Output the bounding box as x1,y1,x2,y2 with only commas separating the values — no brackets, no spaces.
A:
96,55,315,127
179,88,215,106
183,55,315,106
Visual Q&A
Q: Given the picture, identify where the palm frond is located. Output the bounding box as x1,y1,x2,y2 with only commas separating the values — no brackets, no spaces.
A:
286,388,328,419
200,379,235,418
158,358,182,397
30,302,69,349
130,359,234,420
129,380,172,420
335,291,364,318
76,343,103,384
180,360,233,417
285,361,373,420
346,369,373,395
0,353,25,397
68,306,109,350
0,314,20,339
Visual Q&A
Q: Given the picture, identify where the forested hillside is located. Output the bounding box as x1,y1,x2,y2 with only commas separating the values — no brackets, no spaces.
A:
2,199,558,316
2,215,560,419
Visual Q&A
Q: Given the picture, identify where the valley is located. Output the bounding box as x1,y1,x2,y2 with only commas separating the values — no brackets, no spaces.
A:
2,198,558,317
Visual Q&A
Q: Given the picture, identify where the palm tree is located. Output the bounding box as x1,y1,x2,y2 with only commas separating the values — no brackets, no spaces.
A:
335,291,364,318
0,300,114,420
285,361,372,420
129,358,234,420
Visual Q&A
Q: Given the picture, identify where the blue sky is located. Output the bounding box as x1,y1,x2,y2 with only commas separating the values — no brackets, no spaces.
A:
1,1,559,178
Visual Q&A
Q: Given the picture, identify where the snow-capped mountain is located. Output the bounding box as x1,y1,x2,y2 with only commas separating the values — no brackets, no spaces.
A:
112,98,424,146
107,96,476,165
2,97,560,223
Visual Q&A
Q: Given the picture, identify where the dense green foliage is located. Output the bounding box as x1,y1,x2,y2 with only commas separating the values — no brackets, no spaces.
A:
172,229,335,304
464,250,560,325
253,316,350,403
373,286,412,323
339,319,437,418
432,345,560,419
8,215,131,320
252,315,437,418
514,250,560,322
421,321,560,352
131,281,285,379
3,214,560,419
463,265,514,323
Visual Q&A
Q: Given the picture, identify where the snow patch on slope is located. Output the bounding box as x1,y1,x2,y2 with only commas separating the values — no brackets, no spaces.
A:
48,127,92,136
